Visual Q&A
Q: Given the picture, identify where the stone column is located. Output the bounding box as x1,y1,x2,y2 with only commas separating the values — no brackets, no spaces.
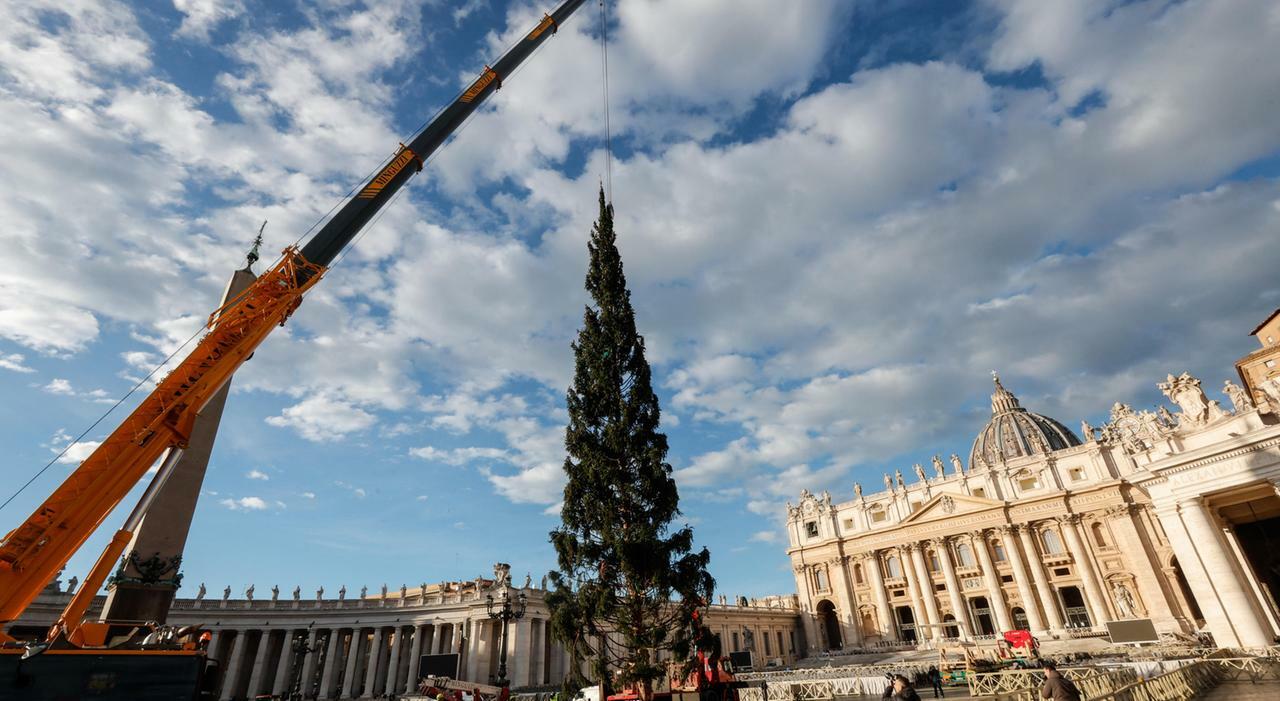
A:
1104,505,1181,630
220,631,248,701
509,617,532,687
271,630,297,696
1059,515,1111,627
1174,497,1273,647
1000,526,1046,633
971,530,1013,632
297,628,320,698
382,626,404,695
790,564,818,651
341,629,363,700
907,544,942,640
318,630,344,700
1017,526,1065,631
934,538,972,640
207,630,223,662
827,555,863,647
405,624,426,693
363,627,385,696
864,552,896,641
900,545,930,639
246,630,274,698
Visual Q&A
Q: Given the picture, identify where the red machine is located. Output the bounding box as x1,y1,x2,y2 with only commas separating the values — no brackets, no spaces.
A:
606,609,744,701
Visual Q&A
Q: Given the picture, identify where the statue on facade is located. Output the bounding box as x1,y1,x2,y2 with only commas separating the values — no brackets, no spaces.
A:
1224,379,1253,413
1159,372,1225,429
360,585,368,599
270,585,279,603
316,586,324,601
523,573,531,589
245,584,254,602
1080,420,1095,442
1157,405,1175,427
895,469,905,489
66,576,79,595
195,582,206,601
493,563,512,589
883,473,892,491
380,583,388,600
854,482,863,499
913,463,926,482
950,454,964,475
1112,581,1137,618
222,585,231,602
540,574,548,590
337,585,346,601
400,584,407,601
292,585,301,601
931,456,945,479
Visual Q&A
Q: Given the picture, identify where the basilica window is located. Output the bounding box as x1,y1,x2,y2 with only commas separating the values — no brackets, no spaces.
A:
956,543,975,568
1042,528,1064,554
854,563,864,584
1091,523,1109,547
1018,474,1041,491
814,568,829,592
1069,467,1086,482
972,487,987,498
886,555,903,578
805,521,819,538
991,539,1006,562
870,507,888,523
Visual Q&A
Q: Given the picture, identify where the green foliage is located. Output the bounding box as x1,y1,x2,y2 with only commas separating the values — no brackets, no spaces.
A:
547,189,714,698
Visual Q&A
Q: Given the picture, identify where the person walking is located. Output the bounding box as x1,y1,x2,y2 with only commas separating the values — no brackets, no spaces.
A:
926,665,945,698
1039,661,1082,701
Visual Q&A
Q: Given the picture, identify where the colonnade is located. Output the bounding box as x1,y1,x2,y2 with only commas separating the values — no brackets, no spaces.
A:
209,618,566,700
813,515,1126,648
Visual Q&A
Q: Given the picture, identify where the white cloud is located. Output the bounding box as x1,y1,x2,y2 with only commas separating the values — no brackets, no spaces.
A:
265,395,376,442
246,469,269,481
172,0,245,41
750,530,781,544
0,353,34,373
220,496,268,511
42,378,75,395
55,440,102,465
301,491,316,499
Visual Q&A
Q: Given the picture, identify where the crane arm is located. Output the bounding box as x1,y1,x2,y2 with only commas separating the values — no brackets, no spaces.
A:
0,0,587,642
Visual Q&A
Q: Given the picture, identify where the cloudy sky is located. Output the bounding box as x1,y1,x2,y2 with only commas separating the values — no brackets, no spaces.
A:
1,0,1278,601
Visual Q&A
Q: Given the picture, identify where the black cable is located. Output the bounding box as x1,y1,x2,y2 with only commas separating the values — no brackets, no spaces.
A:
598,0,614,203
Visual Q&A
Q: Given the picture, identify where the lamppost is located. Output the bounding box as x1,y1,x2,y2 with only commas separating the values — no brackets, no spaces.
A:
289,628,325,700
486,582,527,687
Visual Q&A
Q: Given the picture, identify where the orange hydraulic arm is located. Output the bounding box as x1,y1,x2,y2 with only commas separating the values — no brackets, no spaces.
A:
0,251,324,643
0,0,587,646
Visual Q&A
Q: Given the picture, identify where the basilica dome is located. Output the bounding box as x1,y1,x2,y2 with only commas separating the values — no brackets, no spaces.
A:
969,374,1081,469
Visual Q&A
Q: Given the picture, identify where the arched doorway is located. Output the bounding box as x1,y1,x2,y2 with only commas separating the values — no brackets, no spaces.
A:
1059,586,1091,628
942,614,960,639
969,597,995,635
895,606,917,642
817,599,842,650
1011,606,1029,631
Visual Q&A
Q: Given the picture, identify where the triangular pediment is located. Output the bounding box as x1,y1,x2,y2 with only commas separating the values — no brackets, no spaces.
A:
898,491,1003,525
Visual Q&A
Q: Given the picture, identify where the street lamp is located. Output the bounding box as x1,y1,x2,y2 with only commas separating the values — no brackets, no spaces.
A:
486,587,527,687
288,628,325,700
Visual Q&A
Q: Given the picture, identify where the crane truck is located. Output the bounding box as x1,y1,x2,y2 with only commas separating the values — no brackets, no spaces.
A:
0,1,588,698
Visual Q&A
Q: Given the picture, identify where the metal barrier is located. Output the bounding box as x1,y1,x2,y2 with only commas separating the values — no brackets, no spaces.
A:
967,665,1123,697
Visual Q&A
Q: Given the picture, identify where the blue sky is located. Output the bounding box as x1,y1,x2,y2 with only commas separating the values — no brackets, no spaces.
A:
1,0,1279,602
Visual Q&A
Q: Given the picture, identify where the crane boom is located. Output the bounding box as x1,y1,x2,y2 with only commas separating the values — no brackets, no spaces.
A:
0,0,587,643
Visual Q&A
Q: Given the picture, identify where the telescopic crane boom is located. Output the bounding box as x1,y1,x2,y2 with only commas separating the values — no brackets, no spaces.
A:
0,0,587,646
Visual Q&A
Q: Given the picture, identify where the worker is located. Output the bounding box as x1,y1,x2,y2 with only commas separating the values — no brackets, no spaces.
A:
926,666,944,698
1038,661,1081,701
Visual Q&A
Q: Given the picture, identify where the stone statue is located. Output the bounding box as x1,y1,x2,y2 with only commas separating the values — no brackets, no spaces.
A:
195,582,206,601
380,583,388,599
339,585,347,601
1224,379,1252,413
540,574,548,590
950,454,964,475
316,586,324,601
854,482,863,499
292,585,301,601
222,585,231,602
64,575,78,595
361,585,368,599
883,473,892,490
895,469,905,489
913,463,926,482
523,573,531,589
493,563,512,589
1080,420,1095,442
400,584,407,600
1157,406,1175,427
1112,581,1137,618
245,584,254,602
1159,372,1214,428
931,456,945,479
270,585,279,602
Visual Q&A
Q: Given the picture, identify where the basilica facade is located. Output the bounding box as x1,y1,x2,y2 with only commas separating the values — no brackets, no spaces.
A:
787,314,1280,653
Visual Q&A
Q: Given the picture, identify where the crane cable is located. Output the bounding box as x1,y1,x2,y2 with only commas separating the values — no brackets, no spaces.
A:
599,0,614,204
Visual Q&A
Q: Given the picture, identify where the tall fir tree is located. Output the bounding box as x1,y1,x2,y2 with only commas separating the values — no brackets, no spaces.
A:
547,189,714,699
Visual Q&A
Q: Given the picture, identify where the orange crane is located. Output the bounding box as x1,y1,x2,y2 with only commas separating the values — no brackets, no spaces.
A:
0,1,587,696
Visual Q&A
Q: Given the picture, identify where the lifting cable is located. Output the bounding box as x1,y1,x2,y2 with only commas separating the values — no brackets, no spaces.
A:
599,0,614,204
